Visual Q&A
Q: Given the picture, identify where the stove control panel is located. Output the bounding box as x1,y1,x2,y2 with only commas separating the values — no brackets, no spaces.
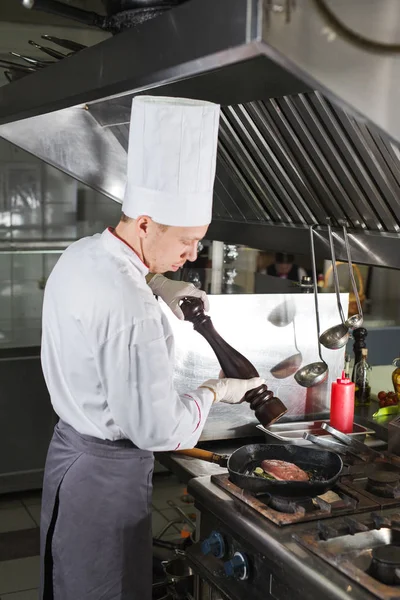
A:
223,551,249,581
201,530,226,559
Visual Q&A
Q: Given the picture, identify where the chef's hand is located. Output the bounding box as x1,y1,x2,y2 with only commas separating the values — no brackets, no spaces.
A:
199,377,265,404
148,274,209,320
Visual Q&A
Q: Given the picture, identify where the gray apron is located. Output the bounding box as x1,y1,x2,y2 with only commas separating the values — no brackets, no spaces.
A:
40,420,154,600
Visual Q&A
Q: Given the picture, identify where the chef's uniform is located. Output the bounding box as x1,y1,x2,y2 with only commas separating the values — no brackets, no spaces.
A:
40,96,220,599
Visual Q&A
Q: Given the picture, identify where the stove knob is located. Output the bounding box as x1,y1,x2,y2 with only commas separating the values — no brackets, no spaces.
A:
201,531,226,559
223,552,249,581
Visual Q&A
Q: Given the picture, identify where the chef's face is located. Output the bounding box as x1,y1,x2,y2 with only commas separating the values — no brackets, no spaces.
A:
276,262,292,276
140,218,208,273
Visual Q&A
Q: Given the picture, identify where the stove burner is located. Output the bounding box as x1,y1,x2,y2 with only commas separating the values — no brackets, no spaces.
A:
374,545,400,565
367,470,400,498
267,491,357,515
369,471,400,485
369,544,400,585
267,496,313,515
212,473,379,526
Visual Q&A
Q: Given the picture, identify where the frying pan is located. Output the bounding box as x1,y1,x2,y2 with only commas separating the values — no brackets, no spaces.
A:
228,444,343,497
176,444,343,498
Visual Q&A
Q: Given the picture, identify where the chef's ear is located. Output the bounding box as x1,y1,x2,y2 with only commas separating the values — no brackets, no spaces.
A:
136,215,151,238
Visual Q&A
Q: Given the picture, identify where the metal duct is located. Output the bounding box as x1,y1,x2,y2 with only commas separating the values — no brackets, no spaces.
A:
211,93,400,268
0,0,399,266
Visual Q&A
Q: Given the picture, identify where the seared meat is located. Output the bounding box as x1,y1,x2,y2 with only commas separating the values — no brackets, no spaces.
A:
261,459,309,482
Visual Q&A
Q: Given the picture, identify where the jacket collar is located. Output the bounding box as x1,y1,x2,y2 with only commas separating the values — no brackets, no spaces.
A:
101,228,149,277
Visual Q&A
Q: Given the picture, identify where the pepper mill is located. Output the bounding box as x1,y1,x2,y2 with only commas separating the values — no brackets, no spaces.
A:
351,327,368,382
181,297,287,427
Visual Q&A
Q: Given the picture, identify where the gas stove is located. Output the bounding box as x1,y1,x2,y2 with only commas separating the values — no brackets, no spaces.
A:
187,447,400,600
296,509,400,599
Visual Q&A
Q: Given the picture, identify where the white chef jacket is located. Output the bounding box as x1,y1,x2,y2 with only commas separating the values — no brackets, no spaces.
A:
41,228,214,451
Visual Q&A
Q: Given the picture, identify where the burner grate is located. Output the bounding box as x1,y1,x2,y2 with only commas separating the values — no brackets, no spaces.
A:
297,512,400,599
341,469,400,507
211,474,378,526
366,471,400,499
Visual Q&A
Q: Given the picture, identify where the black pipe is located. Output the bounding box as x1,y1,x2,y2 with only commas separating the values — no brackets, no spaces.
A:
103,0,183,14
21,0,106,29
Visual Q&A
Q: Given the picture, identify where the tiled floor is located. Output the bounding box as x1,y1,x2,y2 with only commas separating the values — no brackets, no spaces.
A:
0,473,194,599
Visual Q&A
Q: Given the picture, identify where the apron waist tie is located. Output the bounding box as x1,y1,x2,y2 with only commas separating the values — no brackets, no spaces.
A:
55,420,152,459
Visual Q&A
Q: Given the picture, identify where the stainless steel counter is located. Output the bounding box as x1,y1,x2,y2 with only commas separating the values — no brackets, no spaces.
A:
354,404,394,443
0,347,57,493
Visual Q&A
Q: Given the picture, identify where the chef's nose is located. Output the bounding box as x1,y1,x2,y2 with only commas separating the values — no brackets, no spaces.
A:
186,242,198,262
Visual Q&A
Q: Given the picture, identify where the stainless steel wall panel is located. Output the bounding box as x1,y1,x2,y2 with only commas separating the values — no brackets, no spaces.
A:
161,293,348,441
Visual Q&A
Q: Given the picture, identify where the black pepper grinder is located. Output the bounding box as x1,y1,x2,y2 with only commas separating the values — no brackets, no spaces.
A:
180,297,287,427
352,327,368,382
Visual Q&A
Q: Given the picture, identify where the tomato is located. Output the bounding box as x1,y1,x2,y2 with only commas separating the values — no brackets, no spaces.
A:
387,391,397,400
379,399,387,408
378,391,387,401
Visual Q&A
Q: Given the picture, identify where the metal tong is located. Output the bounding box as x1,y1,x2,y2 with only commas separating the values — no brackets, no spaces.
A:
41,34,87,53
9,51,53,68
303,422,383,462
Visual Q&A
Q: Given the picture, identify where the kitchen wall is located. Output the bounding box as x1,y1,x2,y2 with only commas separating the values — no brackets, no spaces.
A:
0,11,118,346
0,138,121,348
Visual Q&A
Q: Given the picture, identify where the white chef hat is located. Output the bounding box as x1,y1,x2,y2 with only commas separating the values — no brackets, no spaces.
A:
122,96,220,227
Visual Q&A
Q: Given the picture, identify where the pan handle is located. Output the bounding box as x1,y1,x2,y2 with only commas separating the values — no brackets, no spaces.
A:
173,448,228,467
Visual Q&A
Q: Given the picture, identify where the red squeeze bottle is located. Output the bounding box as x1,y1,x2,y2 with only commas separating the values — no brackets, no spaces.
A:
330,371,355,433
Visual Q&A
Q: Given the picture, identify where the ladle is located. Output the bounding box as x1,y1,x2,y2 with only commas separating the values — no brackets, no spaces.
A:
319,220,349,350
270,315,302,379
294,226,328,388
342,223,363,330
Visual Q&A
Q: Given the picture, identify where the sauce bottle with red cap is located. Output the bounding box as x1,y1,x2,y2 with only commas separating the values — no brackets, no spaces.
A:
330,371,355,433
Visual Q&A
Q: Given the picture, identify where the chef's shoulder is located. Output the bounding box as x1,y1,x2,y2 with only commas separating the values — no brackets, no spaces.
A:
47,234,164,338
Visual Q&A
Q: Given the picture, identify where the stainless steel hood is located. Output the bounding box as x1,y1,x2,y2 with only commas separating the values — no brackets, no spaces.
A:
0,0,400,267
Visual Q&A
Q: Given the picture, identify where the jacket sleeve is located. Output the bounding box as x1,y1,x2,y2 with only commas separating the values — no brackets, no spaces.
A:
95,317,214,451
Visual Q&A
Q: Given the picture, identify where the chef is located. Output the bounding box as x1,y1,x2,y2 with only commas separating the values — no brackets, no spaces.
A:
266,252,307,283
39,95,264,600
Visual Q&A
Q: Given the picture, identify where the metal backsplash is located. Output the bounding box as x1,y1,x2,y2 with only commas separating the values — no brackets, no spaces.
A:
161,293,348,441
